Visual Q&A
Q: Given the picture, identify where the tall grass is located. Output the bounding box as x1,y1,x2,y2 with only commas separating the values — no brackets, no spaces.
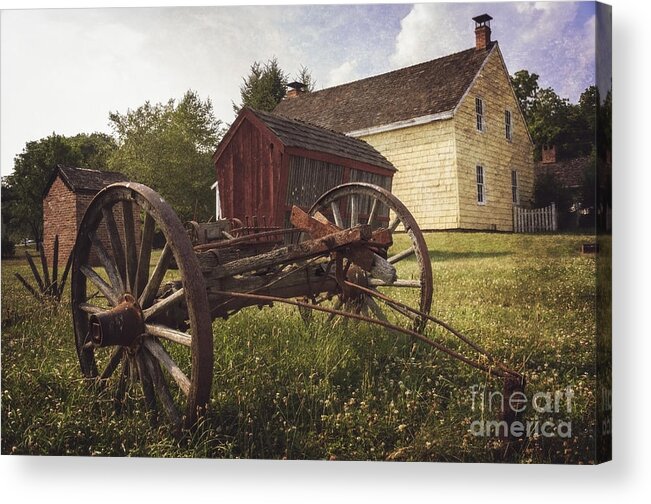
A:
1,232,602,462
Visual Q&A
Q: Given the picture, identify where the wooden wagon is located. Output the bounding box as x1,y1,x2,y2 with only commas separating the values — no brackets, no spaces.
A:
71,181,522,433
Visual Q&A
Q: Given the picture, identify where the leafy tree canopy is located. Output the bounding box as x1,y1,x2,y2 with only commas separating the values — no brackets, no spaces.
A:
108,90,224,222
510,71,604,161
1,132,116,243
233,58,316,113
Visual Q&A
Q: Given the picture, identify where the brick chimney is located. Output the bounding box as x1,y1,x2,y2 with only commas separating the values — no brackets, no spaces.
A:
542,145,557,164
285,81,307,99
472,13,492,50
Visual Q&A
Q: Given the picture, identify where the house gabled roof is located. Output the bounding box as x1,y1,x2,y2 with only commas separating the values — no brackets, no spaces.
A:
44,165,130,198
274,43,496,134
215,107,396,172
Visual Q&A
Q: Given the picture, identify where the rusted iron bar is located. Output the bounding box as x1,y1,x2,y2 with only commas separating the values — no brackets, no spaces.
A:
211,290,518,379
343,281,522,379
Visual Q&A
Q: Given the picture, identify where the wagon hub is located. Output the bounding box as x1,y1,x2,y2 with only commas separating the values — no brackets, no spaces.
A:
88,294,145,347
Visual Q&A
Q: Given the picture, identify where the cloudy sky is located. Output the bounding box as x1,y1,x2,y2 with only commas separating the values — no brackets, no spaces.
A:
1,1,600,177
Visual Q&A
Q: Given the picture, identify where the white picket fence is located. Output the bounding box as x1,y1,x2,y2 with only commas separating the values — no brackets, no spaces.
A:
513,202,557,233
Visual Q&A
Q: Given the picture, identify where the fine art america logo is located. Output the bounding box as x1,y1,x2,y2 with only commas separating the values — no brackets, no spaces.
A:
468,385,574,438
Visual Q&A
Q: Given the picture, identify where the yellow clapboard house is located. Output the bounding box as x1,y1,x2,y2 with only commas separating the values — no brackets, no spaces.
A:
274,14,533,231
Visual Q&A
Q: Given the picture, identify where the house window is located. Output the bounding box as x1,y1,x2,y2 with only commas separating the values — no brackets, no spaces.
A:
475,97,484,132
511,170,519,204
505,110,512,141
476,165,485,204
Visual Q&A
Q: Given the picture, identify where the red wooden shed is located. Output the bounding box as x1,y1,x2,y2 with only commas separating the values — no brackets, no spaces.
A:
212,107,396,228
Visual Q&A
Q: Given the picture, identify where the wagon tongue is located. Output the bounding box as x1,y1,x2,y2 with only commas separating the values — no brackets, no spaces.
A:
88,294,145,347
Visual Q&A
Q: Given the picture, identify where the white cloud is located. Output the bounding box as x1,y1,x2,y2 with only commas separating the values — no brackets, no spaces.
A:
0,3,599,177
389,2,596,103
326,60,359,87
390,3,471,68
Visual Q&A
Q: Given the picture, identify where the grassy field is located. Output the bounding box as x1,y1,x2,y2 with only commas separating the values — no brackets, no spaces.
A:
1,232,601,462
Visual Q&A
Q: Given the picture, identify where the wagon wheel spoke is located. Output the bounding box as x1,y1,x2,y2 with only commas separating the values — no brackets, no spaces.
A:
135,351,157,417
388,246,415,264
325,296,344,323
388,216,401,233
139,243,173,309
350,194,359,227
79,302,104,314
142,287,185,321
145,323,192,347
366,295,390,324
143,348,182,432
367,197,379,226
374,294,420,322
114,357,130,414
330,202,343,228
89,231,125,295
100,346,125,380
102,204,127,286
143,337,191,396
135,212,156,299
368,278,422,288
80,265,120,306
122,200,138,293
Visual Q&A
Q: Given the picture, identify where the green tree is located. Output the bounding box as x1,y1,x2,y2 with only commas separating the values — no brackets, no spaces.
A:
510,69,540,122
1,132,116,244
234,58,288,113
296,65,317,92
233,59,316,113
108,90,224,222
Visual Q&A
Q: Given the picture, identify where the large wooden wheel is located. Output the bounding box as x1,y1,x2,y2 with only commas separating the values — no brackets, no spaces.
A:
71,182,213,432
308,182,433,332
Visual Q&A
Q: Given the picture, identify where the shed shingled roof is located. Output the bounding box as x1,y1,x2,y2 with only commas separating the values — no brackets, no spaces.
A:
44,165,130,197
274,43,496,133
246,108,396,171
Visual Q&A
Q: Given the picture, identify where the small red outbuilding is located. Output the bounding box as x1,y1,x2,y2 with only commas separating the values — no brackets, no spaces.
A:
212,107,396,228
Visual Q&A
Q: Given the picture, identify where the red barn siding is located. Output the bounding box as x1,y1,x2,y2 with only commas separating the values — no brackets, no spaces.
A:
216,118,283,226
214,109,395,229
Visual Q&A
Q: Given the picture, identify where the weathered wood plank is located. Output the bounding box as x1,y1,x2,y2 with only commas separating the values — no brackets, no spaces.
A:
39,243,51,294
139,243,173,309
102,205,127,285
142,288,185,321
145,323,192,347
122,201,138,293
142,338,191,396
80,265,120,306
135,212,155,298
23,253,44,292
90,231,124,295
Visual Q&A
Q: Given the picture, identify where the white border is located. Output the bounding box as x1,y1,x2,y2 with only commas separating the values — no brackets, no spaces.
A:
2,1,651,503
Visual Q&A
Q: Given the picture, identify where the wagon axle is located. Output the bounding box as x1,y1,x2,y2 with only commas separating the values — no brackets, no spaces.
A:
88,293,145,348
